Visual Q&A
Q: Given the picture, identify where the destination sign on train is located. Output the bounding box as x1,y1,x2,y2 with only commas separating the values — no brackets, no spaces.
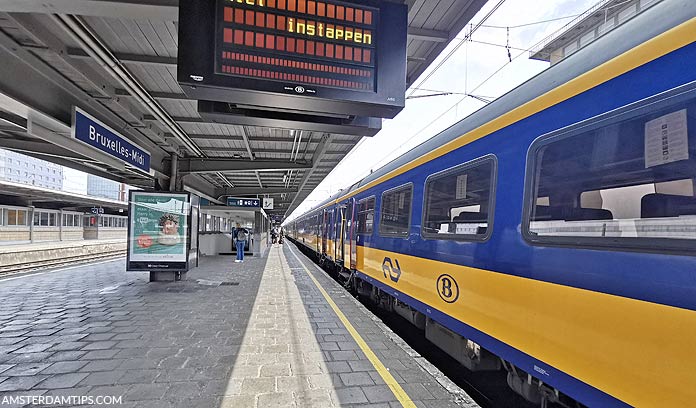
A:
217,0,378,92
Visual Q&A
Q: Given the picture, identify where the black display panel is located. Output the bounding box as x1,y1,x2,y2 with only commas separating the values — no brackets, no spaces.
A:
178,0,407,119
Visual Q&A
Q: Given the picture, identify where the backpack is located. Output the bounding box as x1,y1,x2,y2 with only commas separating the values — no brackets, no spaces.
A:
236,228,248,241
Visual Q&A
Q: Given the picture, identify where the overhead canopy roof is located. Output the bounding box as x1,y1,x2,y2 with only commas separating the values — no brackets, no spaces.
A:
0,180,127,211
0,0,487,220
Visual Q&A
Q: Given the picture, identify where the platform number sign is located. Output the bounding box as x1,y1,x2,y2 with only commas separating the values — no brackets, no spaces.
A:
437,274,459,303
382,257,402,283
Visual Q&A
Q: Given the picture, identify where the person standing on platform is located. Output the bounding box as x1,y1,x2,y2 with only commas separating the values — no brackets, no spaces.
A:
234,223,248,263
271,227,278,244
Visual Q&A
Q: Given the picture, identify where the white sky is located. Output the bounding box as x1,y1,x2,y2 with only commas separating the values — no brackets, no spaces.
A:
285,0,599,222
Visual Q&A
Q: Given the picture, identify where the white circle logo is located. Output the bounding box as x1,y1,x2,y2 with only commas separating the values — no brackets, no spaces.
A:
294,86,305,94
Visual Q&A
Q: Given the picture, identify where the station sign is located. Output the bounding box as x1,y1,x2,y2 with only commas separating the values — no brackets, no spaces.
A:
71,107,151,174
177,0,408,119
227,197,261,208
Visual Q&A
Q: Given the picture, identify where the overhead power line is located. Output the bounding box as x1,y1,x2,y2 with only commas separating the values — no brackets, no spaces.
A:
407,0,508,98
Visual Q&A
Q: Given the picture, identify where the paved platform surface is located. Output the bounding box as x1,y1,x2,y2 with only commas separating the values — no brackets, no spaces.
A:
0,244,475,407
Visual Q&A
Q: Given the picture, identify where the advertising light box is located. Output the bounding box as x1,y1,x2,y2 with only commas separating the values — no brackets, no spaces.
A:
127,191,191,272
178,0,407,119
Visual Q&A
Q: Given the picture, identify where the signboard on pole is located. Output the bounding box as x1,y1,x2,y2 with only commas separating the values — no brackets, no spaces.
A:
72,107,151,174
226,197,260,208
262,197,274,210
127,191,190,272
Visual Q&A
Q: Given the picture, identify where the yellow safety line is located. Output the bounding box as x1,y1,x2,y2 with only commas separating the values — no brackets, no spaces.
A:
287,247,417,408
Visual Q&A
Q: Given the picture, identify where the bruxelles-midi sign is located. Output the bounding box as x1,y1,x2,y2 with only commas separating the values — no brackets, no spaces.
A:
71,107,151,174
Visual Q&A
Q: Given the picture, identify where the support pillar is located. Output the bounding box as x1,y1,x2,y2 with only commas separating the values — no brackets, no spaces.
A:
59,209,64,241
28,203,34,243
150,153,186,282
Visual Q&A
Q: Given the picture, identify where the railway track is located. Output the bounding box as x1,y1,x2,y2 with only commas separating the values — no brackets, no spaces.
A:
0,251,125,277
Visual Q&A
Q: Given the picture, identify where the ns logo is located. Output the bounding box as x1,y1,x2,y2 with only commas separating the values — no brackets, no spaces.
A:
382,257,402,283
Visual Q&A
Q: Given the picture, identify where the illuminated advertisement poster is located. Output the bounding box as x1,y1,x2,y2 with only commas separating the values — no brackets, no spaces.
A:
127,191,190,271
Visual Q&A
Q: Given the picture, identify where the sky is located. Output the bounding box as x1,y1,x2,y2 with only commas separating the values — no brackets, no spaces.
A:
285,0,600,222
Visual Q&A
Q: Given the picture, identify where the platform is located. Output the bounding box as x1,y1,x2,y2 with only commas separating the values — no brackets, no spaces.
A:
0,244,476,407
0,239,126,272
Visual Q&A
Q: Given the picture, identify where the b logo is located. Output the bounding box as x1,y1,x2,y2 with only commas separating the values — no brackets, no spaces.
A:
295,86,306,94
436,274,459,303
382,257,402,283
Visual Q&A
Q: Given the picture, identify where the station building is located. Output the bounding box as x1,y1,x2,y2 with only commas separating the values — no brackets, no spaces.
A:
530,0,663,65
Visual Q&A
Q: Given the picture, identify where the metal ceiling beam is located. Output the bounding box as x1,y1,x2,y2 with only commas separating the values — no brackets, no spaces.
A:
143,115,204,124
17,150,152,187
284,134,331,218
0,0,179,21
187,134,357,145
114,88,190,101
0,138,85,161
81,48,428,73
181,173,222,204
178,158,312,174
215,186,299,197
67,47,178,67
407,27,449,43
202,146,344,155
0,29,168,170
406,0,488,85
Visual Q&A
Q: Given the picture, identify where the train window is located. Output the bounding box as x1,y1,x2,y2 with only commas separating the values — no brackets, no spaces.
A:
379,184,413,237
524,96,696,253
422,156,497,240
357,196,375,234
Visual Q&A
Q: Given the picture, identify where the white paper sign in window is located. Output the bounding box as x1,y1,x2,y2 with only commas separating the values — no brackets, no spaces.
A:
456,174,468,199
644,109,689,168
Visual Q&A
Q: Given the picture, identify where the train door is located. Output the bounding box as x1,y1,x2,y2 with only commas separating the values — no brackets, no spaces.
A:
348,198,357,269
336,206,345,264
320,210,325,255
325,209,332,260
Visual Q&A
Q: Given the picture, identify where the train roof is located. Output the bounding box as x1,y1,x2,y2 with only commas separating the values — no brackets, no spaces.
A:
290,0,696,221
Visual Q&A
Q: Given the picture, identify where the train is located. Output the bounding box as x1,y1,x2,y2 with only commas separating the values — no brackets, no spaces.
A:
285,1,696,407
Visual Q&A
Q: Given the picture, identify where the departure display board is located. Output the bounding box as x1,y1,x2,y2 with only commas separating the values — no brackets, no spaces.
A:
178,0,407,119
217,0,378,91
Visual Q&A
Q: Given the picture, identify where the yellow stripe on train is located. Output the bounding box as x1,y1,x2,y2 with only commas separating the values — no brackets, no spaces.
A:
356,246,696,408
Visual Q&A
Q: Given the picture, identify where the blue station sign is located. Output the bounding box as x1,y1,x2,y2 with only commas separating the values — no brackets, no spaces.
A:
226,197,260,208
72,107,151,173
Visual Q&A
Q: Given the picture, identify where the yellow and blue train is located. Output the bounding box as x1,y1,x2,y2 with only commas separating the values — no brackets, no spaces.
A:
287,1,696,406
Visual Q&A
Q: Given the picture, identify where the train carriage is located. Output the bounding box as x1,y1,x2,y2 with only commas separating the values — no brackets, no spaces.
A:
288,1,696,406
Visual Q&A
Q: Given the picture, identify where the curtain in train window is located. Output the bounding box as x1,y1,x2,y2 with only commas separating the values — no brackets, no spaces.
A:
379,184,413,237
357,196,375,234
423,157,496,239
527,98,696,248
